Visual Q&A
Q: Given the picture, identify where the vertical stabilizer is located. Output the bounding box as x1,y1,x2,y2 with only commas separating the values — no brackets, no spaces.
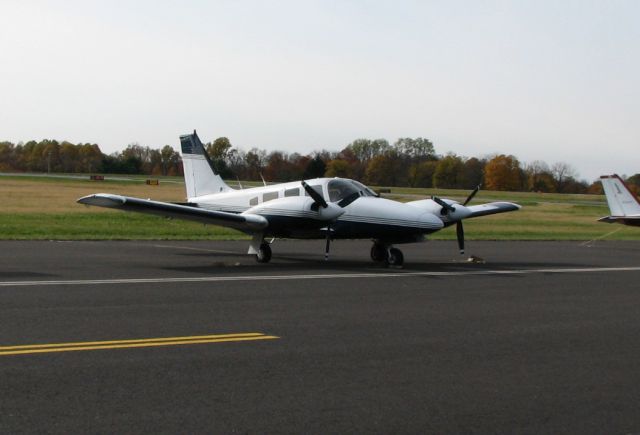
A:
180,131,232,199
600,174,640,217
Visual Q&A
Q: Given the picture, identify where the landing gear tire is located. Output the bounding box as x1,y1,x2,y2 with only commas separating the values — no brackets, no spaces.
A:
387,248,404,267
256,243,272,263
370,243,387,262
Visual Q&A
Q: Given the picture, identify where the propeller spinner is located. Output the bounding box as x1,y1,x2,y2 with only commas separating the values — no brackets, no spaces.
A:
433,185,481,255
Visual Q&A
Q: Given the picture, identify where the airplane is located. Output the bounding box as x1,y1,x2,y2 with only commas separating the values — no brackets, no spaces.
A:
78,131,521,266
598,174,640,227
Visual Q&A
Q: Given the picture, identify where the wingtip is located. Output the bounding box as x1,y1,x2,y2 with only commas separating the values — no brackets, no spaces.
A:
77,194,95,205
492,201,522,211
76,193,126,207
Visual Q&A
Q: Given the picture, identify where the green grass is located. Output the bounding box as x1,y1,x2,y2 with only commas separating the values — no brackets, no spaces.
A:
380,186,606,206
1,174,638,241
0,173,185,186
0,213,247,240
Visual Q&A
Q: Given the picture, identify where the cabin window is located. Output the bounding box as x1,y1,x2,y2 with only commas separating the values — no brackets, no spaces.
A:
249,197,258,206
285,188,300,197
263,191,278,202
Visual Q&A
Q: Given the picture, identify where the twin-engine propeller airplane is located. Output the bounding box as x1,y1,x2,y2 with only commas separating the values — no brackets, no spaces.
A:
599,174,640,227
78,131,521,266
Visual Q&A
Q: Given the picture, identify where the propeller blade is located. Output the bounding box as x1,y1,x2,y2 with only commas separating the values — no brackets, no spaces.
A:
463,184,481,206
302,181,328,209
324,225,331,261
432,196,455,212
456,221,465,254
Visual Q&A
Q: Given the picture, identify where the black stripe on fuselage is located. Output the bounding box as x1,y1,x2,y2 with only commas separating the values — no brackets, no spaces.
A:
262,214,438,240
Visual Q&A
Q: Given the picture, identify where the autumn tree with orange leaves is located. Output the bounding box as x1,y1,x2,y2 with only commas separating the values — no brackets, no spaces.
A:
484,154,524,191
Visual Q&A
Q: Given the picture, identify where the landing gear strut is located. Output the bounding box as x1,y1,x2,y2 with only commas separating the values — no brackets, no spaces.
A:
370,243,387,262
370,243,404,267
255,243,272,263
387,247,404,267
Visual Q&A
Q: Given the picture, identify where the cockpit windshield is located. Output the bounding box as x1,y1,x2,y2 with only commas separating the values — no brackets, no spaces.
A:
328,179,378,202
350,180,377,197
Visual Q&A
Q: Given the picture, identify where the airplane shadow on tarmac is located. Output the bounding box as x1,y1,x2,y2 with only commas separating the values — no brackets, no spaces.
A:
160,250,594,276
0,271,57,280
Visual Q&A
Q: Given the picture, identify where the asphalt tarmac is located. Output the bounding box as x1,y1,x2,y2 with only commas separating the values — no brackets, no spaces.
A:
1,239,640,434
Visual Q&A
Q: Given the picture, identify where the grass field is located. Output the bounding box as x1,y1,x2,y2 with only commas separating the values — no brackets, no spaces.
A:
1,173,638,241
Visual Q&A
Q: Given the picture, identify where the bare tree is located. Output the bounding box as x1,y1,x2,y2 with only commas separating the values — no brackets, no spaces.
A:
551,162,577,193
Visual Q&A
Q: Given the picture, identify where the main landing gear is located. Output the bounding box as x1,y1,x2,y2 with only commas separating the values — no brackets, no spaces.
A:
255,242,272,263
370,243,404,267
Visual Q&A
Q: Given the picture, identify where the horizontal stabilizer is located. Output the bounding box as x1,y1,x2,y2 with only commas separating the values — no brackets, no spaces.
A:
598,215,640,226
77,193,267,233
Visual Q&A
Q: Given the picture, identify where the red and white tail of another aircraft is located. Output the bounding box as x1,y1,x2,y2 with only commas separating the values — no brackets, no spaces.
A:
599,174,640,227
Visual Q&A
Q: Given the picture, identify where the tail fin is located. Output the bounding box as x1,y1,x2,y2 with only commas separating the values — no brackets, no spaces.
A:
180,130,232,198
600,174,640,217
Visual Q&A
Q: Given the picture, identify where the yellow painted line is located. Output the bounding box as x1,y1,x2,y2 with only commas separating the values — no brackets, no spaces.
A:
0,333,279,356
0,333,265,351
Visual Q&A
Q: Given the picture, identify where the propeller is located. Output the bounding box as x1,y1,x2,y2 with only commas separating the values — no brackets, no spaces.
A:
463,184,481,206
456,221,465,254
302,180,337,260
433,185,481,255
302,180,328,210
431,196,455,215
456,185,481,254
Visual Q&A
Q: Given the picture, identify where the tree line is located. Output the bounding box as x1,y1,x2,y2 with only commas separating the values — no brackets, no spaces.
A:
1,137,638,194
203,136,631,194
0,140,182,176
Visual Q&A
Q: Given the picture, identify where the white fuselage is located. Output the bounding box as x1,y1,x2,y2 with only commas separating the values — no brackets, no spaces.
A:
190,178,445,242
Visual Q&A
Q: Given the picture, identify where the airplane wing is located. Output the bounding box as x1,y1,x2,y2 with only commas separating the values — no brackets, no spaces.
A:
77,193,268,233
466,202,521,218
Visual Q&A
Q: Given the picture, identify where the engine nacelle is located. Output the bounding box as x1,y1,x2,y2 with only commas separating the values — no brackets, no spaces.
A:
243,196,345,221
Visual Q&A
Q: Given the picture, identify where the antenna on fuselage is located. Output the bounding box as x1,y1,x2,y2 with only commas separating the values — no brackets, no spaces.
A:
259,173,267,187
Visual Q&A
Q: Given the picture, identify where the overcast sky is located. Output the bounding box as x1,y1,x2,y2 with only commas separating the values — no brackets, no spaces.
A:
1,0,638,181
